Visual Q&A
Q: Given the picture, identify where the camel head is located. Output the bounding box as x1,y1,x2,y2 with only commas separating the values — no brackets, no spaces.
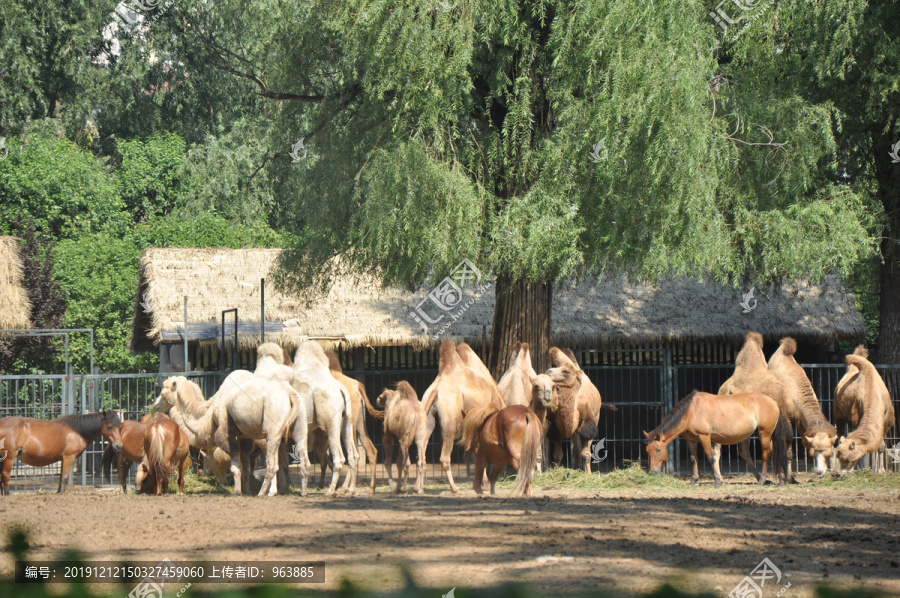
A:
375,387,396,409
834,435,867,474
529,373,557,412
643,430,668,474
153,376,184,413
803,431,838,477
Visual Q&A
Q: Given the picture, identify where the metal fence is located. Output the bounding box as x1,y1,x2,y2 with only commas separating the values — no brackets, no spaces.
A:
2,356,899,492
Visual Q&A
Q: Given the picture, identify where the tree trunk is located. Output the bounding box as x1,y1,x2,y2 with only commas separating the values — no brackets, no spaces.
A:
875,136,900,365
487,275,553,379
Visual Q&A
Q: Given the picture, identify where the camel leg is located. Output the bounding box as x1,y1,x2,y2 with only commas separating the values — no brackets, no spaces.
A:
572,435,584,472
786,442,797,484
338,414,358,494
686,441,699,485
259,436,280,497
383,435,395,492
322,413,346,496
439,418,460,494
552,441,563,468
356,413,378,494
276,442,290,494
398,442,410,494
1,456,15,495
314,431,328,490
580,437,593,475
289,418,309,497
473,456,486,495
58,454,76,493
415,433,427,496
737,439,762,481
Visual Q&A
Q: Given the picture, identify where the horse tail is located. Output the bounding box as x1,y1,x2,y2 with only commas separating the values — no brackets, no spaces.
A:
772,413,792,482
147,422,173,492
513,411,542,496
101,443,116,483
460,406,497,453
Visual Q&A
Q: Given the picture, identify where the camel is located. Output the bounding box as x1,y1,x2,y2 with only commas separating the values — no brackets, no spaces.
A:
767,337,838,476
376,381,427,494
290,341,357,496
833,351,896,474
717,332,797,481
834,345,868,436
309,350,381,494
421,340,506,493
498,342,538,408
156,373,302,496
135,416,190,495
546,347,608,473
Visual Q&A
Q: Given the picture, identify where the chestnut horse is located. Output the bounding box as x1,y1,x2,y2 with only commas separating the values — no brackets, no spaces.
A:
376,381,427,495
0,411,122,494
643,391,790,487
101,413,170,492
136,416,190,495
460,404,542,496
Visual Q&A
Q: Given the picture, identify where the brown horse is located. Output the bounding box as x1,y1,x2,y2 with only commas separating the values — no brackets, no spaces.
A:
460,404,543,496
136,416,190,495
101,413,173,492
643,391,790,487
0,411,122,494
376,381,427,495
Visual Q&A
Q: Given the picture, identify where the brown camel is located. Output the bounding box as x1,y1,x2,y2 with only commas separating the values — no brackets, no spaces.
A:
718,332,797,481
421,340,506,493
767,337,837,476
547,347,607,473
834,350,895,474
376,381,427,495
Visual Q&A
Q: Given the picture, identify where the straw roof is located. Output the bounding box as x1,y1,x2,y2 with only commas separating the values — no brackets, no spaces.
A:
0,236,31,330
131,247,864,353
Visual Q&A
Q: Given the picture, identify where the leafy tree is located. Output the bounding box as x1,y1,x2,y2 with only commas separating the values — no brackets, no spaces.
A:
184,0,878,374
0,220,67,375
0,121,125,239
117,131,186,222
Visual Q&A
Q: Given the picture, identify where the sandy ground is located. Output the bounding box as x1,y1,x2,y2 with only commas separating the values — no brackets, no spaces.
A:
0,471,898,597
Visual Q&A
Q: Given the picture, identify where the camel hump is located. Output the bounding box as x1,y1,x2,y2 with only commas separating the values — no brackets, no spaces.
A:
438,339,461,373
325,350,343,373
257,342,284,364
845,354,872,371
394,380,418,402
779,337,798,356
746,331,764,348
853,345,868,358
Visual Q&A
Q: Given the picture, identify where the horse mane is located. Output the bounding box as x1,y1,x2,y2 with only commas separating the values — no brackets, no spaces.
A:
654,391,699,437
460,405,498,452
58,412,112,439
325,350,343,373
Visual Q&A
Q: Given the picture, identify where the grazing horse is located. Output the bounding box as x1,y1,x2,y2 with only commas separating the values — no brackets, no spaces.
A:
0,411,122,494
136,416,190,495
101,414,171,492
460,404,543,496
376,381,427,495
643,391,790,487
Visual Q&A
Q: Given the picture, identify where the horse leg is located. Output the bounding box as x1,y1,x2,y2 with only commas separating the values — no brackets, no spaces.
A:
398,442,410,494
698,436,716,487
759,433,772,487
473,456,486,495
58,454,76,493
177,451,188,494
117,454,130,493
488,464,503,495
738,439,761,482
710,443,724,488
439,417,460,494
1,455,14,495
687,441,699,485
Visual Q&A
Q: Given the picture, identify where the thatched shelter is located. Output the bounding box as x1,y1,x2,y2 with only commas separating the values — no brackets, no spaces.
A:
0,236,31,330
131,247,863,370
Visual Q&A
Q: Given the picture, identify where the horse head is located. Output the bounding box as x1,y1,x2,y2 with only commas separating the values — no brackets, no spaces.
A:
100,410,124,452
643,430,667,475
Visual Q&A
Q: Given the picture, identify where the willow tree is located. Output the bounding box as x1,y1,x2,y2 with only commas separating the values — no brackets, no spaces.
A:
180,0,876,374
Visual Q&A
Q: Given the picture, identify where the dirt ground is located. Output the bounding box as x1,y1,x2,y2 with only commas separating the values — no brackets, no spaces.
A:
0,471,898,597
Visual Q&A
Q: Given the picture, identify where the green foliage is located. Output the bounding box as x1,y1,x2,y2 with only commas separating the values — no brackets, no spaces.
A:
0,122,125,239
117,132,187,222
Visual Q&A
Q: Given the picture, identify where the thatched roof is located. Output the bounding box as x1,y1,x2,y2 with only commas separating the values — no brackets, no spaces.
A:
131,247,864,353
0,237,31,330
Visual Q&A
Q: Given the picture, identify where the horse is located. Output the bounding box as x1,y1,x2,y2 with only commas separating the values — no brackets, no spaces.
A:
643,390,790,487
421,340,505,493
460,404,543,496
833,352,895,474
0,410,122,494
135,416,190,495
101,414,170,492
375,381,427,494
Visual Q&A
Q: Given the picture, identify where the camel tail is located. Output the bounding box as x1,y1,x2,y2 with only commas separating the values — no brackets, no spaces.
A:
147,423,173,491
460,406,498,453
286,385,303,443
601,403,618,411
421,381,439,418
513,412,541,497
360,381,384,419
772,413,792,483
101,444,116,483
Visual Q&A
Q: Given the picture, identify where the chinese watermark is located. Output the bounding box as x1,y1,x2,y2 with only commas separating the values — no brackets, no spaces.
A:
127,558,190,598
886,444,900,465
589,138,607,163
740,287,757,313
442,588,456,598
289,138,308,163
709,0,776,41
591,437,608,464
408,259,492,339
729,557,790,598
889,140,900,164
110,0,174,31
288,444,304,465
